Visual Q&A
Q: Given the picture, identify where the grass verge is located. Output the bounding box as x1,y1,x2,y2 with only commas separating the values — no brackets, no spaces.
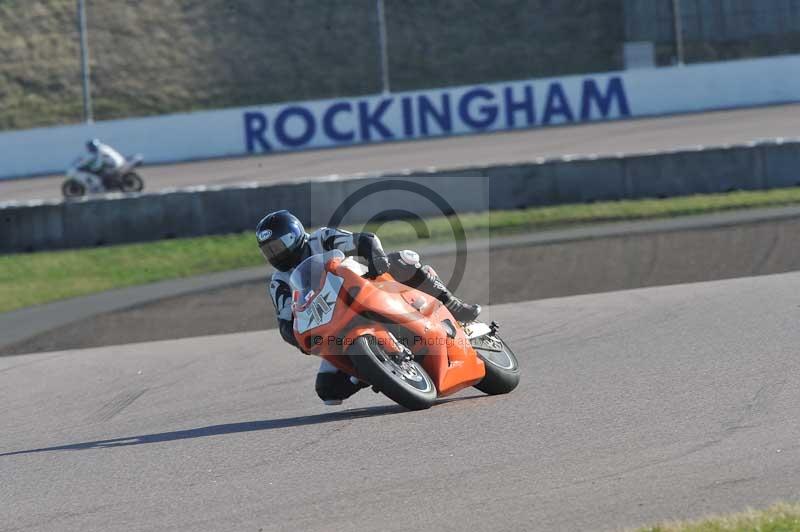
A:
635,502,800,531
4,186,800,313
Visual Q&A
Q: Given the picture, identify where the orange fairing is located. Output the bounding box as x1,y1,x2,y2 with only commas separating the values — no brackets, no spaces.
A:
293,255,485,397
384,288,485,397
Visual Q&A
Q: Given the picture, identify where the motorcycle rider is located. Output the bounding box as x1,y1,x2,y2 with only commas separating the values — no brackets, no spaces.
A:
80,139,126,189
257,209,481,405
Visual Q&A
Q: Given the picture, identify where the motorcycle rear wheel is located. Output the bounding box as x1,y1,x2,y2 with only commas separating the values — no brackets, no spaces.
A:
349,335,436,410
120,172,144,192
473,334,520,395
62,179,86,198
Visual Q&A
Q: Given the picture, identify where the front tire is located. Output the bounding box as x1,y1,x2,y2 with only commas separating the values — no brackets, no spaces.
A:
120,172,144,192
62,179,86,198
349,335,436,410
473,334,520,395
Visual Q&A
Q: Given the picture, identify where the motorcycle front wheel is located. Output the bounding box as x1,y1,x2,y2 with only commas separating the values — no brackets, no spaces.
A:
120,172,144,193
62,179,86,199
472,334,520,395
349,335,436,410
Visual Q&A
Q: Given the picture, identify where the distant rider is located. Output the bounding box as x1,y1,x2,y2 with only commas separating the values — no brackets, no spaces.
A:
256,210,481,405
80,139,125,189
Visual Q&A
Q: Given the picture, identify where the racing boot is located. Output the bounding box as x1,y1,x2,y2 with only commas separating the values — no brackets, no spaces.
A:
441,293,482,323
417,264,481,323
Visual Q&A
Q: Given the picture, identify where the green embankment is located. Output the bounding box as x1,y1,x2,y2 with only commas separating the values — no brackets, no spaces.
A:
4,186,800,313
635,502,800,532
1,0,624,130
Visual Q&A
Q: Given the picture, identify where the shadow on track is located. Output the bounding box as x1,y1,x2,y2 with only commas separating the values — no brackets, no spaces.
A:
0,395,480,457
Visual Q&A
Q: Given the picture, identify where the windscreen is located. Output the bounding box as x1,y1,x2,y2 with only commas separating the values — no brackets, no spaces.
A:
289,250,345,311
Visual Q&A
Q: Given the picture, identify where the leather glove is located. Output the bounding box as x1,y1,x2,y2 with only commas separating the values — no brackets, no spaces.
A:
368,252,390,277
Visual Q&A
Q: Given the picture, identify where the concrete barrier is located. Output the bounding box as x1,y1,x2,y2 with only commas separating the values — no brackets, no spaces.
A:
762,140,800,189
2,139,799,253
622,145,765,198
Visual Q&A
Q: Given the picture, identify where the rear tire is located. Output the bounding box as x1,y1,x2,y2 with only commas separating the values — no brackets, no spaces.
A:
62,179,86,198
349,335,436,410
473,334,520,395
120,172,144,192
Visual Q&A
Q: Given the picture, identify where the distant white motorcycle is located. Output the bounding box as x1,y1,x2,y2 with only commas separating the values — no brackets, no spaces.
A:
61,154,145,198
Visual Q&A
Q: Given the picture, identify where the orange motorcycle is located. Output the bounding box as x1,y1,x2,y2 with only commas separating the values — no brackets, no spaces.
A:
290,250,520,410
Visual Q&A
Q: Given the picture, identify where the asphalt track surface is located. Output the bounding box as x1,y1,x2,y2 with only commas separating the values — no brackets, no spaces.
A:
2,272,799,531
2,103,800,203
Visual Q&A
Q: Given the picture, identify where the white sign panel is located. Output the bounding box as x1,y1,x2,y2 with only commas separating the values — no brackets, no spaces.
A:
1,55,799,179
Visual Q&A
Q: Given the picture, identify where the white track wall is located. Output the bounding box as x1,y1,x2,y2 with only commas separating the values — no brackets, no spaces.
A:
1,55,800,180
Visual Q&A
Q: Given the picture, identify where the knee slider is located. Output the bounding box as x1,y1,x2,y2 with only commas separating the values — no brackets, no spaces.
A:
398,249,420,267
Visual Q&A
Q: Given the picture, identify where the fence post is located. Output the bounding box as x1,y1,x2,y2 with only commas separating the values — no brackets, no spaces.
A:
671,0,685,65
77,0,94,122
376,0,391,93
